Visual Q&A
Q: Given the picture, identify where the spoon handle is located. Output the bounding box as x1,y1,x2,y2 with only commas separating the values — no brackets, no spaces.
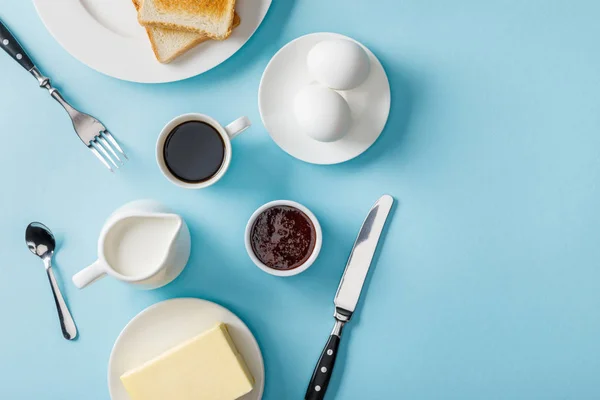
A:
46,266,78,340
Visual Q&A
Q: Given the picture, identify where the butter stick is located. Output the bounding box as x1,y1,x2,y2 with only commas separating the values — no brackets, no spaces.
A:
120,323,254,400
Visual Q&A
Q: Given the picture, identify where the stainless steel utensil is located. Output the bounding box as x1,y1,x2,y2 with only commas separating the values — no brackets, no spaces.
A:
26,222,78,340
0,19,127,172
305,195,394,400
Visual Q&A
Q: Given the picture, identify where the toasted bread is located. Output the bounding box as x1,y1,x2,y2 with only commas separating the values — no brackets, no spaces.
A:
138,0,237,40
133,0,240,63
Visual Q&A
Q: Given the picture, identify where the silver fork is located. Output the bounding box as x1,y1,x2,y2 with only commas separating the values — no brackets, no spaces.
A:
30,68,127,171
0,19,127,171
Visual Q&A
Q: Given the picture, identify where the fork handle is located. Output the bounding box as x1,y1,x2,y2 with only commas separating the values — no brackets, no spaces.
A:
0,18,35,71
0,21,71,112
0,19,53,91
0,21,83,135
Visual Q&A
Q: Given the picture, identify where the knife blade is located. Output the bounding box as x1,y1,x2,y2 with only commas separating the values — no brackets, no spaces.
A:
334,194,394,318
305,195,394,400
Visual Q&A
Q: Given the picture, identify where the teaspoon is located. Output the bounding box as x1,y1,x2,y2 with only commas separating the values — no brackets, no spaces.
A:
25,222,77,340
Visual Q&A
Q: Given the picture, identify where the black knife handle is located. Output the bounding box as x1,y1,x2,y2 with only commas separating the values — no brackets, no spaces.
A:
0,18,35,71
305,330,343,400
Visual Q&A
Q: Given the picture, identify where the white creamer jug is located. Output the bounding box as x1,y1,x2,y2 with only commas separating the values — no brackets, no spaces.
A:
72,200,191,290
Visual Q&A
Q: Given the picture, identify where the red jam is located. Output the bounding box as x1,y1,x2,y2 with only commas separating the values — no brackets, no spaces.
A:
250,206,316,270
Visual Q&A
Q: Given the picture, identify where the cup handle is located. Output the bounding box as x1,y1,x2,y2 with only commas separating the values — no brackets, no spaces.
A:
224,116,251,140
72,260,106,289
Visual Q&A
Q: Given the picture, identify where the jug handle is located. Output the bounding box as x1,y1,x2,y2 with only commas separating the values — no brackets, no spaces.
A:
72,260,106,289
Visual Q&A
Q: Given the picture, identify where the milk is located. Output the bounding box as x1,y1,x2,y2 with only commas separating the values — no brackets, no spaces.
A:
103,215,181,278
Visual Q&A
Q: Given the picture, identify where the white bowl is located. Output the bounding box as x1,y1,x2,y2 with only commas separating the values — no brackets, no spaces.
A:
245,200,322,277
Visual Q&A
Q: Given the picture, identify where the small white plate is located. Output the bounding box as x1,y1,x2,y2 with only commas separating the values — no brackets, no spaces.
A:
258,32,391,165
108,298,264,400
33,0,271,83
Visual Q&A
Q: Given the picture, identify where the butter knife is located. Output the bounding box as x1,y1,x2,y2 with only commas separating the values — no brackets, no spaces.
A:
305,194,394,400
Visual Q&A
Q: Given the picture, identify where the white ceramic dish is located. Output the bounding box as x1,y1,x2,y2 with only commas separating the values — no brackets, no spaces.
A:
33,0,272,83
258,32,391,165
108,298,264,400
245,200,322,277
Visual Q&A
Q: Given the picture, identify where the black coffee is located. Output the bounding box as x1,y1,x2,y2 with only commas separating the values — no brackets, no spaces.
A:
163,121,225,183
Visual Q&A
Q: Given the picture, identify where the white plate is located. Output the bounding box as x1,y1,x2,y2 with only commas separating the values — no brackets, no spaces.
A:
108,298,265,400
258,32,391,165
33,0,271,83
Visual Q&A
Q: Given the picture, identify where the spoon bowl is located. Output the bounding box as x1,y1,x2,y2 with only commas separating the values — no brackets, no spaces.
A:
26,222,56,261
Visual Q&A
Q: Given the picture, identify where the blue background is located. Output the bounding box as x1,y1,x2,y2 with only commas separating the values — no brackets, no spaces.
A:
1,0,600,399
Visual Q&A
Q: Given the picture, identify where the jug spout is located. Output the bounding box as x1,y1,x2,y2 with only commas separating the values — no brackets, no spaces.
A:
160,213,184,247
127,212,184,248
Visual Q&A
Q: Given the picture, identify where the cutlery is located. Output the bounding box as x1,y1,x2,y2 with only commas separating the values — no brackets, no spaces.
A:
0,19,127,171
305,195,394,400
26,222,78,340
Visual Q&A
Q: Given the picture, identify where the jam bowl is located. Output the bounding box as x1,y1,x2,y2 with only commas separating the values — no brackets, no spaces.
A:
245,200,322,277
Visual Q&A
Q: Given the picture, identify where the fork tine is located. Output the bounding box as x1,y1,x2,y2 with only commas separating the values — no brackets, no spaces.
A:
89,145,113,172
102,131,128,160
98,135,123,165
93,139,119,169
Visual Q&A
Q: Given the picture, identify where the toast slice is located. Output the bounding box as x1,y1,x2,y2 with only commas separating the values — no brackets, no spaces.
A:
133,0,240,63
138,0,237,40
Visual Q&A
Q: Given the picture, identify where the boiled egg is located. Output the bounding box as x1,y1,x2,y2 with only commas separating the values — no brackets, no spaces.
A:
294,84,351,142
307,39,370,90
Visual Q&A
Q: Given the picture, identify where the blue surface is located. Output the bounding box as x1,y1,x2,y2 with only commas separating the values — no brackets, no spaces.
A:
1,0,600,399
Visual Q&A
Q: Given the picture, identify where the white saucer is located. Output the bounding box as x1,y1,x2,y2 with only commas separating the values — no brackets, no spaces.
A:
258,32,391,165
33,0,271,83
108,298,264,400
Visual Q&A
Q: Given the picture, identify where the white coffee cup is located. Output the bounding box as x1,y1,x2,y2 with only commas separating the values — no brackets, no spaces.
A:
156,113,251,189
72,200,191,290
